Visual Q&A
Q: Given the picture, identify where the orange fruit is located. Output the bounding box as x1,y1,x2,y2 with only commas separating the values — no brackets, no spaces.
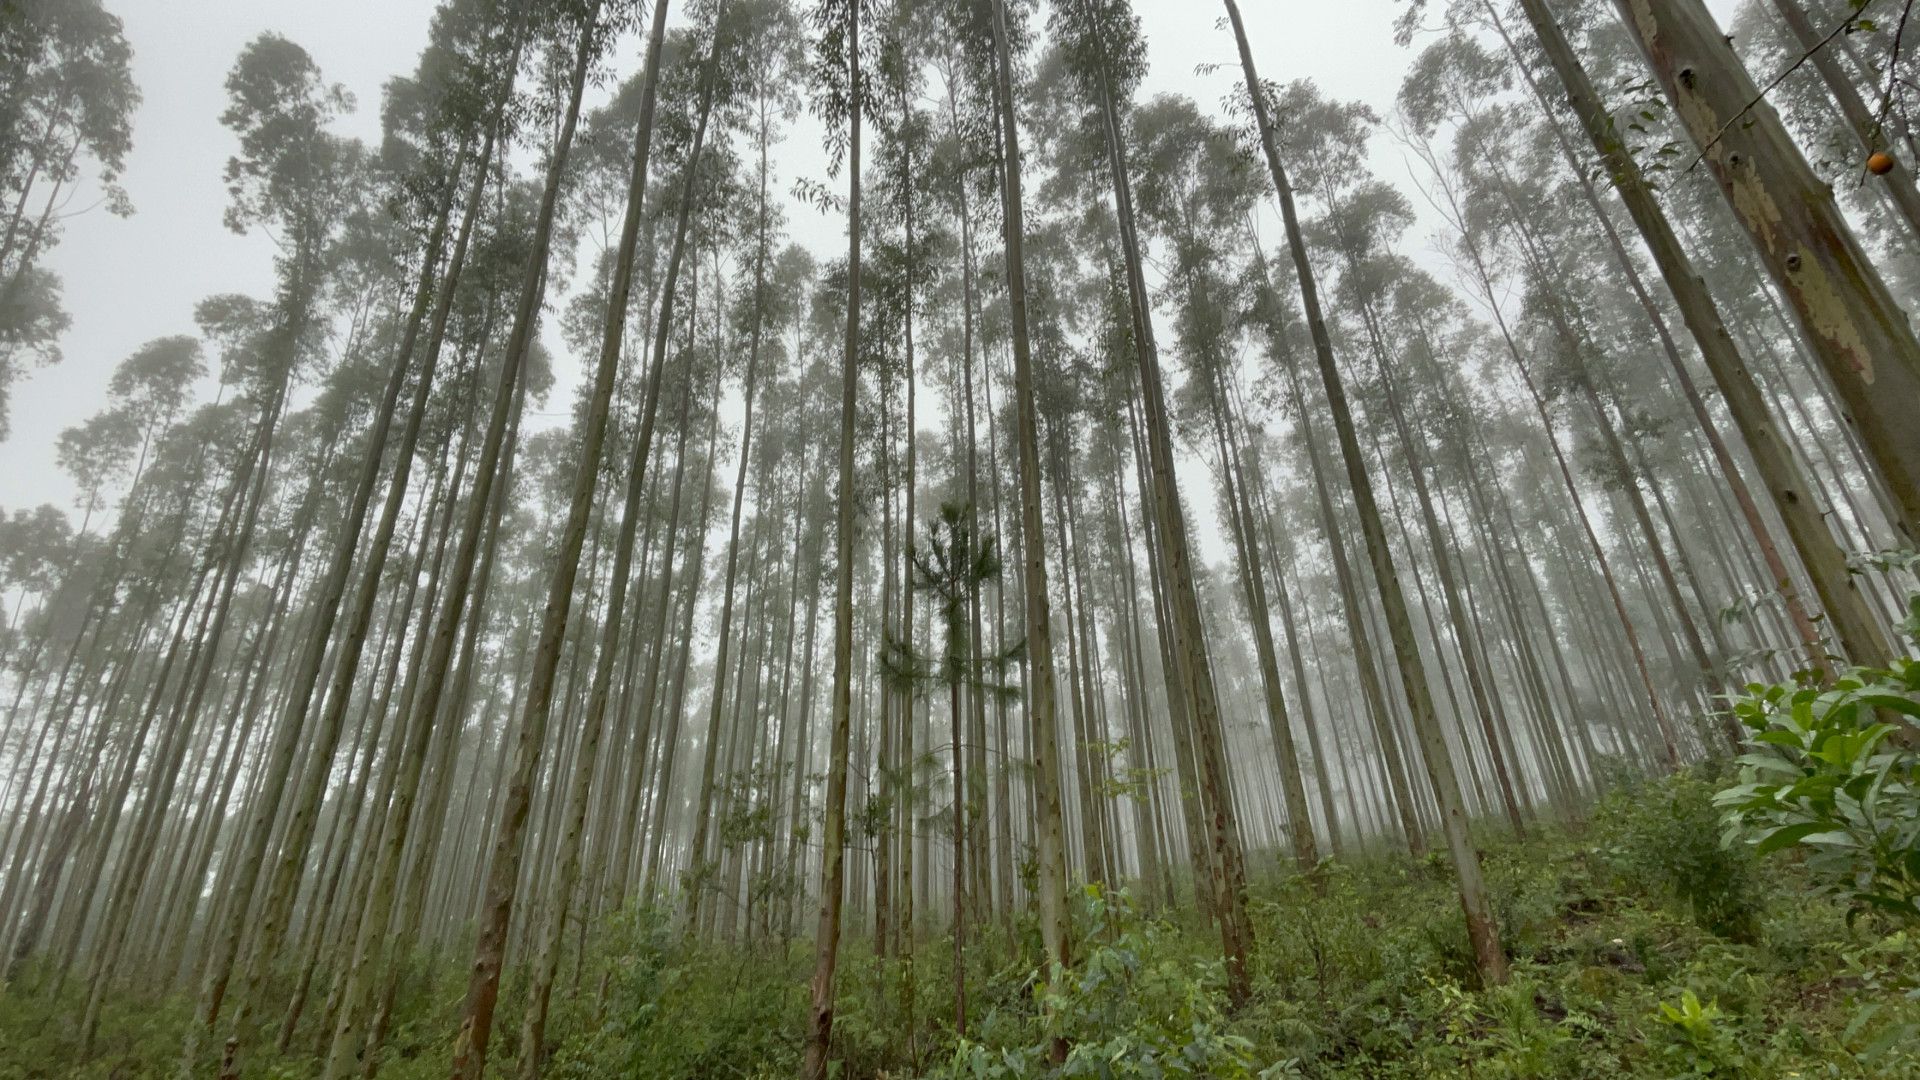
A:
1867,151,1896,176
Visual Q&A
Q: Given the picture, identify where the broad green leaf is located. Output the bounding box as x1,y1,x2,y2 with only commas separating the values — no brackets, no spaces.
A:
1754,822,1826,856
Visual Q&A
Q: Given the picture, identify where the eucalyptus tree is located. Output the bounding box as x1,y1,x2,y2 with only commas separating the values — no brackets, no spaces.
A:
76,32,367,1049
311,2,611,1073
1036,5,1264,1006
0,0,135,213
0,508,69,631
1123,82,1329,868
1421,0,1896,674
0,0,137,439
16,394,245,992
1427,73,1749,734
53,412,138,536
1759,0,1920,242
0,317,195,940
104,338,207,483
638,337,731,905
0,504,72,749
1387,68,1687,769
188,3,525,1063
2,335,199,751
644,244,736,909
1612,0,1920,541
925,22,1015,934
1367,256,1554,818
435,4,642,1062
1243,232,1428,855
945,0,1078,1009
304,187,546,1071
494,0,727,1069
683,0,803,937
867,0,942,961
0,410,139,921
634,48,751,937
723,281,822,936
802,0,879,1073
1268,93,1537,829
1219,0,1509,984
1038,253,1138,893
1080,348,1187,879
2,348,201,974
23,0,1920,1069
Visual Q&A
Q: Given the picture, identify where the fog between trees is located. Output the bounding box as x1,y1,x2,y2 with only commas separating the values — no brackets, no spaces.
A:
1,0,1918,1076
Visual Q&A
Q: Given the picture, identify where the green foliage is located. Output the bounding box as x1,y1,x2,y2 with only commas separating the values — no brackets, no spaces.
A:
1716,631,1920,928
1237,847,1618,1077
1846,547,1920,578
1828,931,1920,1069
547,906,807,1080
935,885,1256,1079
1593,767,1766,941
1223,773,1920,1078
0,979,193,1080
1650,990,1747,1078
19,781,1920,1080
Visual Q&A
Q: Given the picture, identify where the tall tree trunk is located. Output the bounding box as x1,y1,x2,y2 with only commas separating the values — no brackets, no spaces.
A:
1250,244,1425,854
640,371,705,900
84,358,293,1050
1616,0,1920,538
1424,149,1684,767
987,0,1073,1001
804,4,863,1074
1222,0,1507,985
502,6,677,1072
1505,0,1894,671
328,14,598,1077
1087,13,1253,1000
434,16,615,1076
1199,360,1322,864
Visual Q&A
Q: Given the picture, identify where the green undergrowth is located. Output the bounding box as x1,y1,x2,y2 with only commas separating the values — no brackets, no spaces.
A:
5,767,1918,1078
1230,768,1919,1078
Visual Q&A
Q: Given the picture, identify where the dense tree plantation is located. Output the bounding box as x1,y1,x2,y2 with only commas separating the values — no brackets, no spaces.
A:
4,0,1920,1074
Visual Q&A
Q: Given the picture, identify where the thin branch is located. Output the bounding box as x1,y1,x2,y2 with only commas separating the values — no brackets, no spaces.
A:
1687,0,1877,170
1871,0,1918,145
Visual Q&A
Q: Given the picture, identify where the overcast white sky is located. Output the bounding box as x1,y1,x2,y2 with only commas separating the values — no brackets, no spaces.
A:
0,0,1738,523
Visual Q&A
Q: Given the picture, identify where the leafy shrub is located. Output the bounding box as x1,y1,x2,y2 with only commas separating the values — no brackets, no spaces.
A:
0,981,196,1080
1593,770,1765,942
1650,990,1748,1078
1827,931,1920,1069
547,906,805,1080
1715,630,1920,928
935,885,1256,1078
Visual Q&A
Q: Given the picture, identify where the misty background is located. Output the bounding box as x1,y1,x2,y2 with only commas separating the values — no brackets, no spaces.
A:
0,0,1733,521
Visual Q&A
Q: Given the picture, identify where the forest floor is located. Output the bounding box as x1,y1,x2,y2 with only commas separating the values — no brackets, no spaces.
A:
5,767,1919,1079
